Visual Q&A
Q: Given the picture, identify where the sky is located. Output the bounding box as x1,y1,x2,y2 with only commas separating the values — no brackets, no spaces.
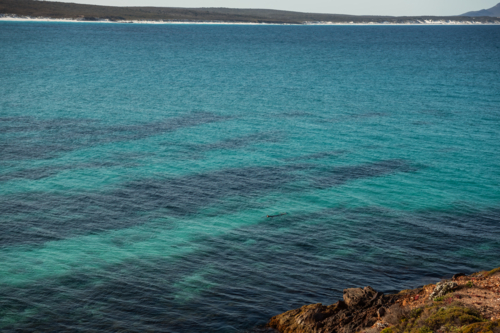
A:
48,0,499,16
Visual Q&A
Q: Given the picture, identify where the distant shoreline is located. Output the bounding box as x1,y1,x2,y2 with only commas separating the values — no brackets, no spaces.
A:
1,15,499,25
2,0,499,25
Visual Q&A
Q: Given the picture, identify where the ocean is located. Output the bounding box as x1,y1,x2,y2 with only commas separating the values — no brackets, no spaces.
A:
0,22,499,332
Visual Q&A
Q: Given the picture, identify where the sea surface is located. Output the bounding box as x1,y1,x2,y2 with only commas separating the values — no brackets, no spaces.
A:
1,22,499,332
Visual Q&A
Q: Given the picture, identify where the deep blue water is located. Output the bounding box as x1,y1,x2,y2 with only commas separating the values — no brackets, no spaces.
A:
0,22,499,332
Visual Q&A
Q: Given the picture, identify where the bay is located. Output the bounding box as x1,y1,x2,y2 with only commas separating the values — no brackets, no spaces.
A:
0,22,499,332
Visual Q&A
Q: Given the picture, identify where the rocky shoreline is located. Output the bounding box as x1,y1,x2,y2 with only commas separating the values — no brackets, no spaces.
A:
267,267,500,333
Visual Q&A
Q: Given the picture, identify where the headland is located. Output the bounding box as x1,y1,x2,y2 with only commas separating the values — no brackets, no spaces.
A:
267,267,500,333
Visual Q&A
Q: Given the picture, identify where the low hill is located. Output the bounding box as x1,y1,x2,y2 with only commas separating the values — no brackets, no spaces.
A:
462,2,500,17
1,0,499,23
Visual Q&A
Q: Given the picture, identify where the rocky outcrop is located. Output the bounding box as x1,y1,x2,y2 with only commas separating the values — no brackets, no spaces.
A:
267,286,398,333
428,281,457,301
267,267,500,333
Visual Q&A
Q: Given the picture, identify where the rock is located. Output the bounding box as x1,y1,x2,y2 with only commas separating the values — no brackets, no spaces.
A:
267,301,348,333
343,288,365,307
452,273,466,280
267,287,397,333
429,281,458,300
343,286,379,308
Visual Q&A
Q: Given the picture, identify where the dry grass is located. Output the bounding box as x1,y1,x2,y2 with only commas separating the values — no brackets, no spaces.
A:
462,320,500,333
486,267,500,277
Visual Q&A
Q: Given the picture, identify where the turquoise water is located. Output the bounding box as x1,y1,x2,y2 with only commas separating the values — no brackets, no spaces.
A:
0,22,499,332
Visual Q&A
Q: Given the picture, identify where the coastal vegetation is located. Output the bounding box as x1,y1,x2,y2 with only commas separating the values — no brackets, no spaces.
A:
1,0,499,23
382,303,489,333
